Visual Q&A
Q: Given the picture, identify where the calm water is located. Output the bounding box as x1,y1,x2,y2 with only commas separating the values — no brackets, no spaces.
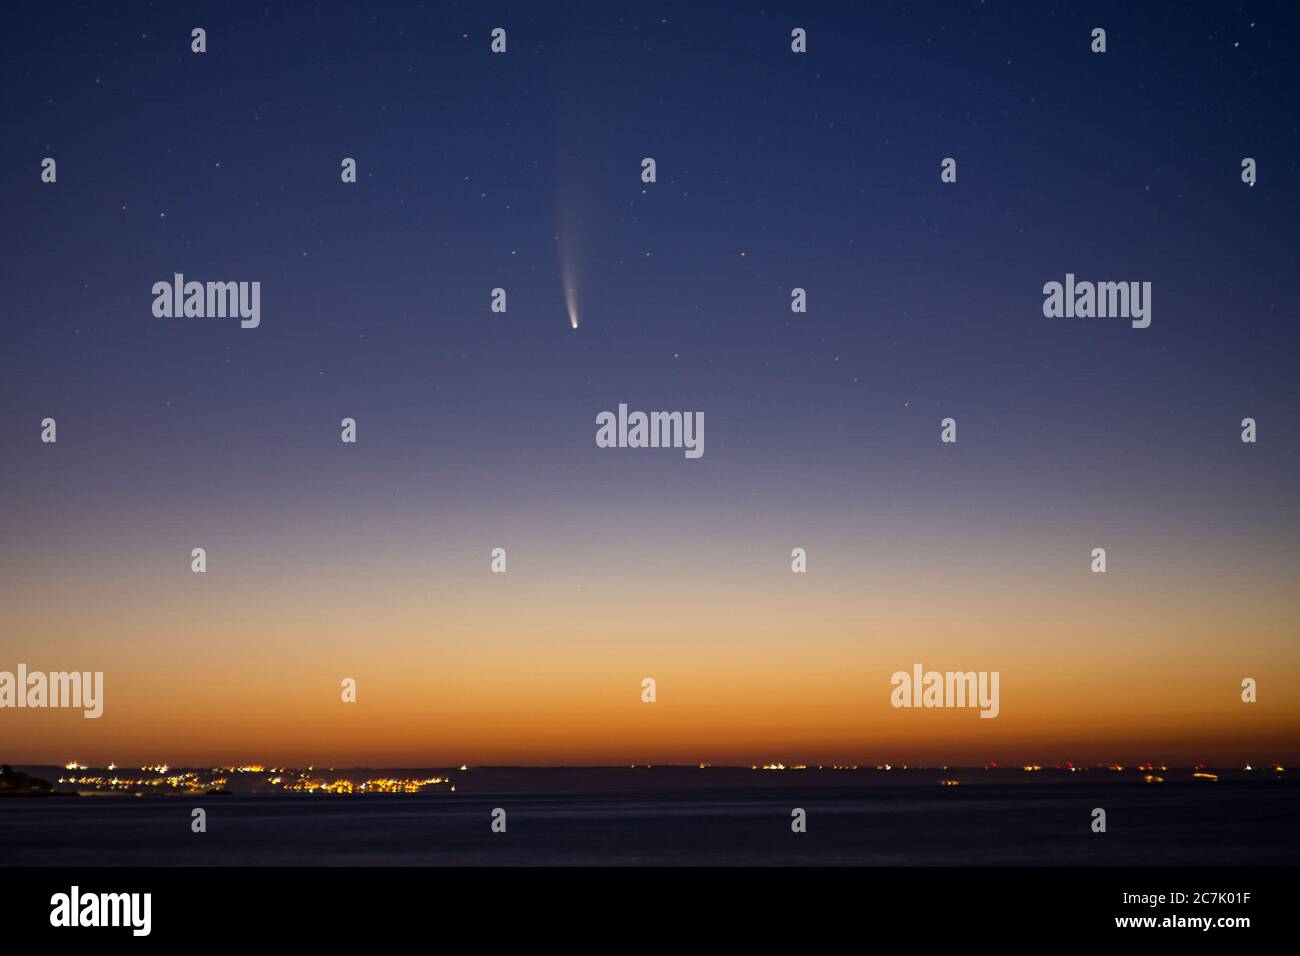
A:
3,782,1296,866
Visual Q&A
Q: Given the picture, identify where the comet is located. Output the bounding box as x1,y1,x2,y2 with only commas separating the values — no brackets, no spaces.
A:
555,132,589,330
563,281,579,330
559,234,580,329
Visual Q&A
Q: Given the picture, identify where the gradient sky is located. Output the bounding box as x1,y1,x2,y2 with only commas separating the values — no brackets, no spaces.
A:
2,2,1298,766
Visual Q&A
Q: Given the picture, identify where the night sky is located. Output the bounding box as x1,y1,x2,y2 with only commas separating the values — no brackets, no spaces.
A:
2,2,1297,765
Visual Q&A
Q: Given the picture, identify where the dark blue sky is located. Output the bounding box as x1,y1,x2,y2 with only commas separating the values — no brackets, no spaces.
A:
4,3,1296,489
3,0,1297,533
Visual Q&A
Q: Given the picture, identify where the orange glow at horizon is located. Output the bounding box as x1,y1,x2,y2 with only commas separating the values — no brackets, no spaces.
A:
4,520,1298,766
2,548,1300,764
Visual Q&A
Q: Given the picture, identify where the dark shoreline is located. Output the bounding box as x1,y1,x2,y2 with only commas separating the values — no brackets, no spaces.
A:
6,762,1289,798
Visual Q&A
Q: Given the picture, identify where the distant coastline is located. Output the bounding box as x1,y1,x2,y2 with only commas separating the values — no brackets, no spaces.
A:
0,765,74,798
2,762,1288,798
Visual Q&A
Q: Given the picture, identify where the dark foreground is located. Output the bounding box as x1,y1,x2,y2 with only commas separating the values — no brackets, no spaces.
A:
3,777,1296,866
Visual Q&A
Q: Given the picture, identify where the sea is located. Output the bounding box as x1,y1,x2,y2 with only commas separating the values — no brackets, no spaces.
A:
3,766,1296,866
